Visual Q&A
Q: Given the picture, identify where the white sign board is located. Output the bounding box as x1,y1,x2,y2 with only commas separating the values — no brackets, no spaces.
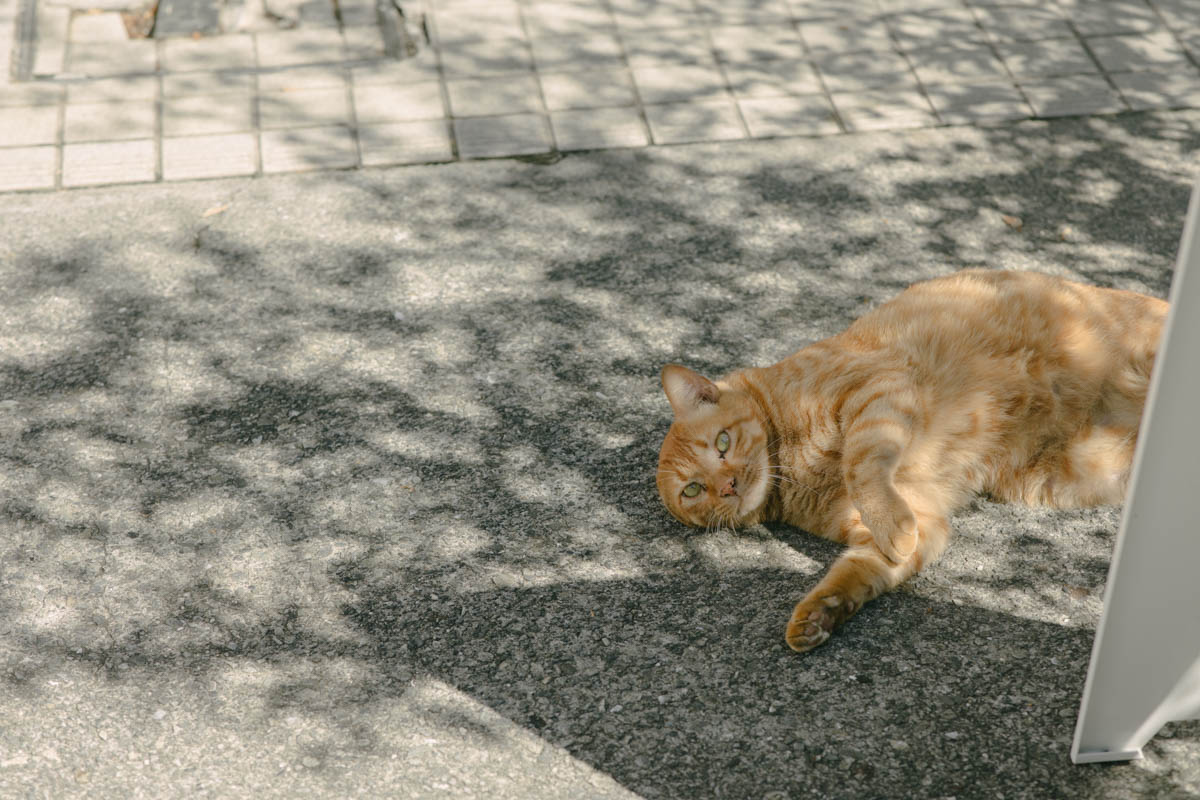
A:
1072,181,1200,764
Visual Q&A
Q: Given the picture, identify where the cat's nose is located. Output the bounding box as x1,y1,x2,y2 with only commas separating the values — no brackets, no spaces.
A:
719,476,738,497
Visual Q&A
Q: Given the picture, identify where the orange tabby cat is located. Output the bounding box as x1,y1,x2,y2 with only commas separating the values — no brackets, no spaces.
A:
656,269,1167,652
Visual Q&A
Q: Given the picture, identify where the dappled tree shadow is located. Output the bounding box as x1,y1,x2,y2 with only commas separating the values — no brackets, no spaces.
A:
2,108,1199,796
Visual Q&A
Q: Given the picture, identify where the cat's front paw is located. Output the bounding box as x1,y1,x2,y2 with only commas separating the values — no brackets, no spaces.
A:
785,595,854,653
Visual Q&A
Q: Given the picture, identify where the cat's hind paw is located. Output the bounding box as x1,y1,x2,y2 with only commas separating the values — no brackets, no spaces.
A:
869,507,919,566
785,595,853,653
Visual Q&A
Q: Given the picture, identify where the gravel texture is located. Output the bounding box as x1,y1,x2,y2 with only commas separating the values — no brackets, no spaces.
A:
2,110,1200,798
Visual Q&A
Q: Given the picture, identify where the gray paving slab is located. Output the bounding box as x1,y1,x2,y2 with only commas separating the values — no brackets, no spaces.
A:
907,42,1011,85
446,74,543,117
799,17,893,54
644,97,747,143
153,0,221,37
724,59,823,98
539,68,637,111
550,105,649,150
259,124,357,171
358,119,454,165
997,38,1102,80
529,33,624,69
0,103,57,146
160,34,257,73
1085,31,1193,73
454,112,553,158
1059,0,1163,37
0,142,55,189
814,49,919,92
62,99,157,143
66,74,158,102
258,87,352,129
1022,74,1129,117
0,0,1199,191
1113,68,1200,110
162,93,255,136
353,81,445,124
832,87,940,131
161,131,258,179
162,70,256,97
971,5,1074,42
60,137,155,185
738,93,841,137
65,39,157,77
632,63,730,105
924,81,1034,124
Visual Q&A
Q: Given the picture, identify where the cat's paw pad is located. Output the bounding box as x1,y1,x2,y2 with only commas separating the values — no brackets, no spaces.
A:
785,595,854,653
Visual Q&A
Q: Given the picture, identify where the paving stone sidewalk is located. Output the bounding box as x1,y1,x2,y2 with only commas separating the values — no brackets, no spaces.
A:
3,0,1200,191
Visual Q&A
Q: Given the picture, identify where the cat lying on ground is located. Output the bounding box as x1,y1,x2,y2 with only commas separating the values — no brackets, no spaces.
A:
656,269,1166,652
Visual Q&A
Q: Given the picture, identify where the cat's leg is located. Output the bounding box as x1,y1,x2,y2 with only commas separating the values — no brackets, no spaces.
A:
840,385,921,564
785,504,950,653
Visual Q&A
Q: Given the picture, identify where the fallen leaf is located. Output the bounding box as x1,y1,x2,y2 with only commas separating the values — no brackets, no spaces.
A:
202,203,230,218
1066,585,1090,600
1001,214,1023,232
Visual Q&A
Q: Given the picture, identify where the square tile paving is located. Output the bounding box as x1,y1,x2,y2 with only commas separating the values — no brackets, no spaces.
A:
832,88,939,132
1057,0,1163,37
163,94,255,136
162,132,258,180
711,24,806,63
997,38,1101,79
738,94,841,137
551,106,649,150
1112,69,1200,110
924,82,1034,124
799,19,893,54
1021,74,1128,117
446,74,543,117
353,81,446,123
971,6,1074,43
1086,32,1192,73
359,119,455,165
454,113,554,158
61,139,156,186
0,144,57,191
633,64,731,104
815,50,919,92
623,27,716,67
907,43,1011,85
4,0,1200,191
530,34,624,70
0,104,58,146
63,100,156,143
259,88,352,129
724,59,823,98
644,99,747,144
260,125,358,172
541,69,637,111
161,35,256,72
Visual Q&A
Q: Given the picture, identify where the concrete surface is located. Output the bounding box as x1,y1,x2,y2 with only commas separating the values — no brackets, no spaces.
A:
2,104,1200,797
6,0,1200,189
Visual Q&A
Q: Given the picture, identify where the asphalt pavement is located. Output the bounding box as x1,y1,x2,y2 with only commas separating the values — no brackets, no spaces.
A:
2,108,1200,798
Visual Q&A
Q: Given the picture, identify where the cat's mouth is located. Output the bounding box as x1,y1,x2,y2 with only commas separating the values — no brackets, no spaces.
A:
728,462,769,524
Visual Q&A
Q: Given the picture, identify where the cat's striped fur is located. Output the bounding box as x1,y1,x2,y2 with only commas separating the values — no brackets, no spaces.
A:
656,269,1167,652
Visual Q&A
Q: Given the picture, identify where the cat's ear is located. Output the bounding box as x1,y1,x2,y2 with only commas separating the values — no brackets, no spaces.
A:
661,364,720,417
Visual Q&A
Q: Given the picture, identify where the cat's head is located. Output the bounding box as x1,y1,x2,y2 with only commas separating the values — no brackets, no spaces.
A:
656,364,771,529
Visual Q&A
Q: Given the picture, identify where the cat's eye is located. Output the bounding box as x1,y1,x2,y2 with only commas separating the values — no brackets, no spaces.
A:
682,482,702,498
716,431,730,453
